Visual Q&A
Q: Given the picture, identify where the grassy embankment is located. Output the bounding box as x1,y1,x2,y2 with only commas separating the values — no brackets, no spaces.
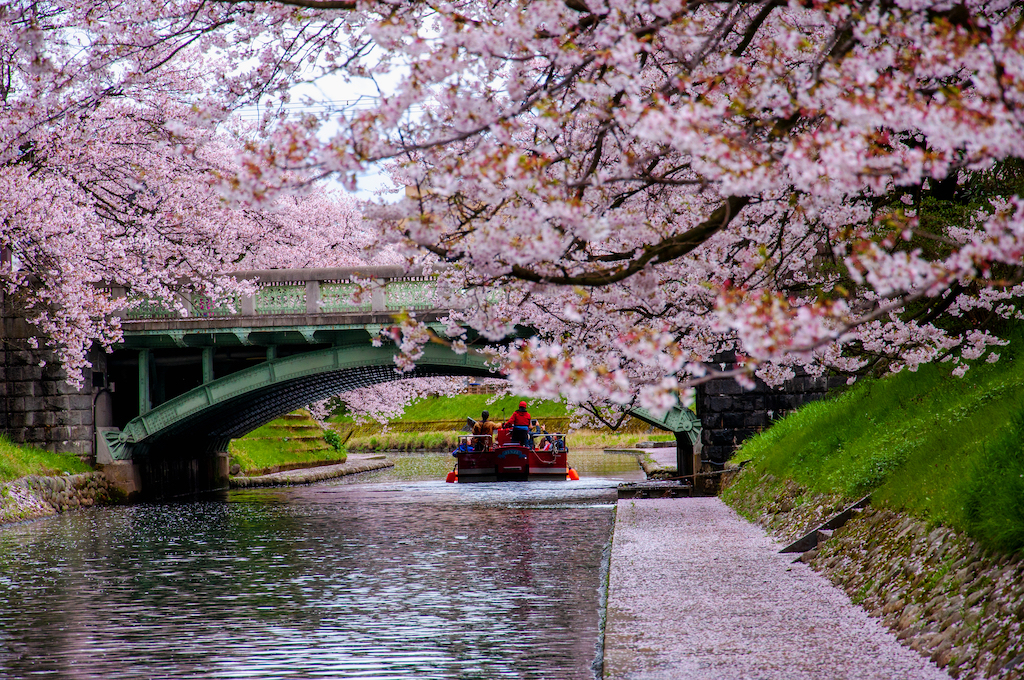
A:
225,394,673,475
723,333,1024,554
332,393,675,452
333,394,567,452
228,411,344,475
0,436,93,483
0,416,338,481
0,394,669,482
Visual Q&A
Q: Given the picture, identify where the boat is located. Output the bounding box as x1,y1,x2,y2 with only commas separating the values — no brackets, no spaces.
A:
445,427,579,483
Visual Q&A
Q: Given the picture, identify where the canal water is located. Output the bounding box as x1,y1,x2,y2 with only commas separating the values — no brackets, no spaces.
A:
0,450,643,679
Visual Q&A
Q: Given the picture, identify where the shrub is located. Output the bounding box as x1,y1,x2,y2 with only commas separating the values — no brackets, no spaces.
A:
324,430,343,451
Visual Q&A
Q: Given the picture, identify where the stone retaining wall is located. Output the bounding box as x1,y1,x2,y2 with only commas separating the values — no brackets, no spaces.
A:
0,473,117,524
807,508,1024,679
723,470,1024,679
697,354,845,465
1,314,101,458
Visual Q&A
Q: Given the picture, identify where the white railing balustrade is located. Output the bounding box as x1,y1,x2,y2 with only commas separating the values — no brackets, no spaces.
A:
118,266,441,321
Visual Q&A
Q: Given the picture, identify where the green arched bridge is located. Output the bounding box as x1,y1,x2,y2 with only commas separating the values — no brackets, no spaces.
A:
100,343,496,461
97,265,699,497
100,266,501,463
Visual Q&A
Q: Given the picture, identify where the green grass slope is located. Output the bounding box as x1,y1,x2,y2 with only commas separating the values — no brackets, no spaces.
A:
399,393,568,421
345,431,463,453
329,393,569,426
724,336,1024,554
229,411,344,475
330,394,571,451
333,393,676,451
0,436,92,483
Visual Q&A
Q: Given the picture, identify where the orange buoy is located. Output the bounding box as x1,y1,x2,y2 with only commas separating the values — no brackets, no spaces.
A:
446,471,458,483
567,468,580,481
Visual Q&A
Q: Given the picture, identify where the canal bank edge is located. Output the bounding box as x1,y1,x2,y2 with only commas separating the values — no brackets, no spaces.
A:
723,468,1024,680
0,472,119,525
229,454,393,488
0,457,395,526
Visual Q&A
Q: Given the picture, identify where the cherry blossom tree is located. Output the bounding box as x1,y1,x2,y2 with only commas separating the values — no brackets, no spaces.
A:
0,1,369,385
261,0,1022,416
5,0,1024,418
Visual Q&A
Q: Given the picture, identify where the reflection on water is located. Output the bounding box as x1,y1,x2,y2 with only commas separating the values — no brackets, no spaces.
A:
344,448,644,486
0,451,643,679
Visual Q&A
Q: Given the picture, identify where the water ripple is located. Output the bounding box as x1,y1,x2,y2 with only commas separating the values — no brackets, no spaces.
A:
0,451,642,679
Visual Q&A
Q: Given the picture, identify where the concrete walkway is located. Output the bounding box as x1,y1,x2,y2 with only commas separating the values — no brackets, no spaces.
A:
639,447,677,476
603,446,677,477
229,454,392,488
604,497,952,680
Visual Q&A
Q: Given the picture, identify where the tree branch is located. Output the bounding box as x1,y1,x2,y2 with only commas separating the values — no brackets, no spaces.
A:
507,195,750,286
221,0,357,8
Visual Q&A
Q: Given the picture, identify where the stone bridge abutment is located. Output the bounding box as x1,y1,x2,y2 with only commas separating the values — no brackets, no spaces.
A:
1,310,103,458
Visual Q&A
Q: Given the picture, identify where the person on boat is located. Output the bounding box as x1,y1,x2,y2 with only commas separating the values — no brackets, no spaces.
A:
452,438,472,457
471,410,499,450
531,420,553,450
505,401,533,448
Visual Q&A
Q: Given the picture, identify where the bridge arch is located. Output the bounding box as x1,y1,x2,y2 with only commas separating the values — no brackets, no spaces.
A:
102,342,497,462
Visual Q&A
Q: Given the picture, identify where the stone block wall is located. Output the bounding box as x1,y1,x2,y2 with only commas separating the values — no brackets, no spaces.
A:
1,472,118,524
697,354,845,465
810,508,1024,679
724,467,1024,679
1,300,99,459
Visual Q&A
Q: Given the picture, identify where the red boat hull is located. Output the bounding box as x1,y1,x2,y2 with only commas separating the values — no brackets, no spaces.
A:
455,444,569,482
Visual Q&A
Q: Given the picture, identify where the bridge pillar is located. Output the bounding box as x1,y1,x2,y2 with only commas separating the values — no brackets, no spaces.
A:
241,293,255,315
305,280,320,314
675,431,695,479
134,447,231,499
202,347,214,384
99,461,142,499
628,404,702,480
94,386,114,430
371,283,386,312
138,349,152,414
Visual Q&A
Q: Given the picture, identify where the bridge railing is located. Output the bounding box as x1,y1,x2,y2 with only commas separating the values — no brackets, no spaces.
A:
116,266,440,320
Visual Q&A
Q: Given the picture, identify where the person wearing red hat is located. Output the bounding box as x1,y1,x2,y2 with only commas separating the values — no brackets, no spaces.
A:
505,401,532,448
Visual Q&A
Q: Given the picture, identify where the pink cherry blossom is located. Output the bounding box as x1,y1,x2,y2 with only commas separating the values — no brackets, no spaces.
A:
3,0,1023,420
